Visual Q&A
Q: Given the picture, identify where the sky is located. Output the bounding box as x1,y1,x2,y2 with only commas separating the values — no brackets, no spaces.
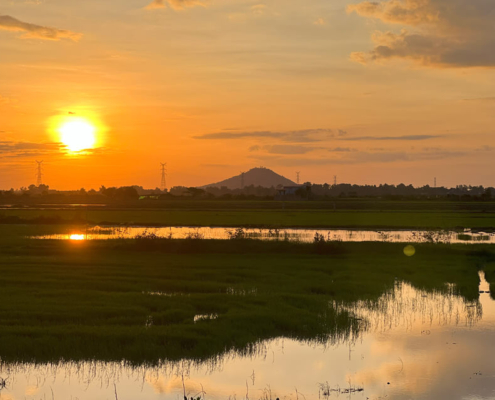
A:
1,0,494,190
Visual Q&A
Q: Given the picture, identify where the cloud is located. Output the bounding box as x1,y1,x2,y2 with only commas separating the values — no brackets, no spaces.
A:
264,145,320,155
194,128,339,143
0,15,82,41
262,145,356,154
251,4,266,15
145,0,204,10
250,144,355,155
354,149,466,162
341,134,439,141
145,0,166,9
475,145,494,152
313,18,326,26
0,141,66,158
329,147,354,152
0,95,13,105
463,97,495,103
201,163,232,168
249,148,467,166
347,0,440,26
348,0,495,68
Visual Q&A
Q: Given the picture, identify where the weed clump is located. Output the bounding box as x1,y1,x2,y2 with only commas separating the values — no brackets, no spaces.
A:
313,232,345,255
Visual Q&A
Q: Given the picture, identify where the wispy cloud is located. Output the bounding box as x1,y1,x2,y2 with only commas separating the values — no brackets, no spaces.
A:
251,4,266,15
329,147,354,152
249,148,467,166
201,163,232,168
194,128,342,143
463,97,495,103
0,15,82,41
264,145,320,155
475,145,494,152
145,0,204,10
0,95,14,105
341,135,439,141
0,141,66,158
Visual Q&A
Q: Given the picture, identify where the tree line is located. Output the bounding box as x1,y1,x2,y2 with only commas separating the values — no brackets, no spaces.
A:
1,182,494,202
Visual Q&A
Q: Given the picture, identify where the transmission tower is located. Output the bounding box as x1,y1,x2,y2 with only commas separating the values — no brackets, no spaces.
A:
240,172,245,189
296,172,300,185
160,163,168,191
35,160,44,186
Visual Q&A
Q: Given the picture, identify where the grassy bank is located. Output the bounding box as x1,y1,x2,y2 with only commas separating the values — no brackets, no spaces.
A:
2,208,495,229
0,228,494,364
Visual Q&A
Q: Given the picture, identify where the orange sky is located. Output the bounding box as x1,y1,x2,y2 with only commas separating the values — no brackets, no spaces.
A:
1,0,495,190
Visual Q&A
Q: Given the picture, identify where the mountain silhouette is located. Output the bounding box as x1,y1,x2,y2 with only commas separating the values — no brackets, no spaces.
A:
203,167,297,189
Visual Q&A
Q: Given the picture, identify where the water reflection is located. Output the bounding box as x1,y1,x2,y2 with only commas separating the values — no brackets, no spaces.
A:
336,277,484,333
69,234,85,241
32,226,495,244
1,274,494,399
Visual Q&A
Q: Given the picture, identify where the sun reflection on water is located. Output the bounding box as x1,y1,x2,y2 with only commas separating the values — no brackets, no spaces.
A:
32,227,495,244
69,234,85,241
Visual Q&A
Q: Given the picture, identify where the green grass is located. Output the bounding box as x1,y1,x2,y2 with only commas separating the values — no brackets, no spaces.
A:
2,208,495,229
0,226,494,365
6,199,495,211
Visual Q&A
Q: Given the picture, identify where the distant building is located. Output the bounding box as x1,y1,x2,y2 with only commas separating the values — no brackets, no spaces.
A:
278,186,302,196
276,185,309,200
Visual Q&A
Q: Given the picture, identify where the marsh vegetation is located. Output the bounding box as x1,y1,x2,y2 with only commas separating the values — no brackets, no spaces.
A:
1,222,495,399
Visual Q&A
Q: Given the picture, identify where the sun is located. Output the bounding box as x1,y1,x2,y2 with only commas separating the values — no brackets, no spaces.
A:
59,119,96,152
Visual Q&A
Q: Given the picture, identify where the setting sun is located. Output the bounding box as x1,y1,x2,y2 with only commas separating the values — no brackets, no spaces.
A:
60,119,96,152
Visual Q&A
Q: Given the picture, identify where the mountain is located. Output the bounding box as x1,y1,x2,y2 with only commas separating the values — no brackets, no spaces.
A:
202,167,297,190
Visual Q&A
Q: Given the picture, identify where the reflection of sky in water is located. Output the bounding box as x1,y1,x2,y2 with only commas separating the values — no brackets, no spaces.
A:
33,226,495,244
1,274,494,399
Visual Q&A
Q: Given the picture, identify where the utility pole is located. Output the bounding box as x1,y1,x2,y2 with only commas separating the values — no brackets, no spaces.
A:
241,172,245,189
334,175,337,186
160,163,167,191
296,172,300,185
35,160,44,186
434,177,437,188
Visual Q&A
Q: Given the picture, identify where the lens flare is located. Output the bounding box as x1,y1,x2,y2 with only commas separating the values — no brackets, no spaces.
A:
404,245,416,257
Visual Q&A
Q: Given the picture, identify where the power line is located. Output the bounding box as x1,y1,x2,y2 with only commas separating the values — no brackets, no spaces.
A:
160,163,168,191
35,160,44,186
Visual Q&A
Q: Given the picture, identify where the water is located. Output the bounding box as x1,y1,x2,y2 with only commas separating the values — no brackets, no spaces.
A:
32,226,495,244
1,274,494,399
0,204,107,209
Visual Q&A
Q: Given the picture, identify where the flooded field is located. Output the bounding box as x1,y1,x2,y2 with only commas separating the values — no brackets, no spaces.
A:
0,273,493,400
3,223,495,400
33,225,495,244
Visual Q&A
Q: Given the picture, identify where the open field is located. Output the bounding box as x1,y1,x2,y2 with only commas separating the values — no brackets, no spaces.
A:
2,207,495,229
4,199,495,211
0,225,494,364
